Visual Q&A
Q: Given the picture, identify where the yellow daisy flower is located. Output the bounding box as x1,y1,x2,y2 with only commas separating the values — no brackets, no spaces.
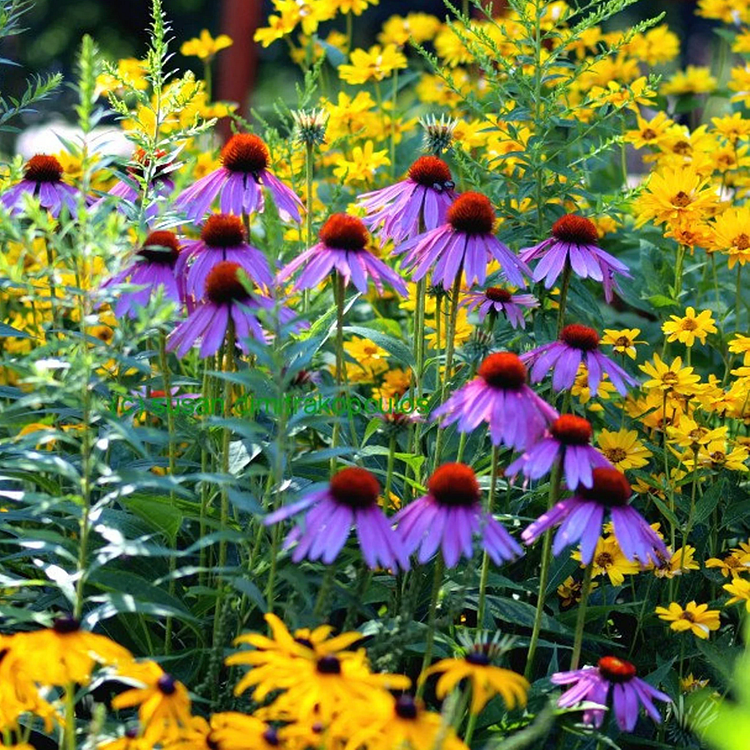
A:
709,206,750,268
706,550,750,578
655,601,721,638
180,29,233,62
339,44,407,84
572,535,640,586
723,576,750,611
662,307,717,347
639,354,701,395
597,428,652,470
660,66,717,96
601,328,644,359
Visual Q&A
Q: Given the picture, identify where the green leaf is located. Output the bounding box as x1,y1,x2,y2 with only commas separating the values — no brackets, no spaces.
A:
343,325,415,368
121,495,183,544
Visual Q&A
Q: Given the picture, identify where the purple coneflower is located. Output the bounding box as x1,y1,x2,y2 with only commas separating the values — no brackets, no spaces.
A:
103,230,181,318
94,148,175,217
432,352,558,451
521,467,668,564
521,324,637,395
461,286,538,329
506,414,612,489
264,467,409,571
1,154,83,217
173,133,303,223
276,213,407,296
552,656,670,732
176,214,273,299
519,215,631,303
394,463,522,568
357,156,457,243
167,261,275,358
400,192,530,290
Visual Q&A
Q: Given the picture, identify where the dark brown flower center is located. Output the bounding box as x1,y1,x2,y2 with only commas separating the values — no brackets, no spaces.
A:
52,616,80,634
447,192,495,235
597,656,636,683
24,154,63,183
316,656,342,674
408,156,454,191
550,414,593,445
262,727,280,747
736,233,750,251
465,651,490,666
205,261,251,305
580,468,631,507
672,191,691,208
394,695,418,720
201,214,246,248
427,463,480,507
329,467,380,509
157,674,177,695
642,128,657,140
137,231,181,265
478,352,527,390
319,214,369,251
560,324,600,351
485,286,512,303
221,133,270,174
596,552,613,567
551,214,599,245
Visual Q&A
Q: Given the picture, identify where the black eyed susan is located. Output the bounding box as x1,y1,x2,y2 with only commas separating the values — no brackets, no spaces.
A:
662,307,717,347
98,728,152,750
655,602,721,639
111,661,192,744
15,616,132,686
723,576,750,610
419,638,529,714
206,713,287,750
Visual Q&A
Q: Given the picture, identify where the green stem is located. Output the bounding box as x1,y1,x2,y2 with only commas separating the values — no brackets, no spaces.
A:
303,142,314,314
384,433,396,505
330,273,346,473
477,445,500,629
417,557,445,696
556,261,572,335
736,263,743,333
525,459,562,680
673,244,686,302
570,561,594,670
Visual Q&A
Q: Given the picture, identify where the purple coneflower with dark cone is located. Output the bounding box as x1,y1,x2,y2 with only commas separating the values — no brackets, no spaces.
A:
460,286,538,329
521,324,637,395
506,414,612,489
432,352,558,451
519,214,631,303
400,192,530,290
552,656,671,732
173,133,303,223
263,467,410,571
0,154,84,217
93,148,175,217
521,467,668,565
167,261,277,358
393,463,522,568
103,230,182,318
357,156,457,244
175,214,273,300
276,213,407,296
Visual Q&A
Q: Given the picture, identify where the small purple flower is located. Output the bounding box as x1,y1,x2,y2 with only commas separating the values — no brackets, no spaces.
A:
393,463,522,568
521,324,637,396
1,154,84,217
521,467,668,564
357,156,457,244
175,213,273,300
173,133,303,223
167,260,276,358
264,467,409,571
506,414,612,489
93,148,175,218
277,213,407,296
400,192,530,290
103,230,182,318
460,286,538,329
432,352,558,451
519,215,631,303
552,656,671,732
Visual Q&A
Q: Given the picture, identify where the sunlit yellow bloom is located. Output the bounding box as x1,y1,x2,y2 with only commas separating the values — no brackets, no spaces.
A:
572,535,640,585
697,0,747,23
372,369,412,400
706,550,750,577
661,66,717,96
597,429,652,471
601,328,644,359
682,440,749,472
434,23,473,67
378,13,442,46
589,76,655,110
180,30,233,62
332,141,390,184
254,12,298,47
111,661,192,744
655,601,720,639
426,308,473,349
625,112,674,150
339,44,407,84
420,654,528,714
729,65,750,106
95,57,149,97
208,713,290,750
667,415,727,451
651,546,700,578
557,575,598,606
345,337,389,370
711,111,750,143
571,365,616,410
639,354,701,396
680,673,710,692
723,576,750,610
634,166,718,229
662,307,717,347
333,0,379,15
710,206,750,267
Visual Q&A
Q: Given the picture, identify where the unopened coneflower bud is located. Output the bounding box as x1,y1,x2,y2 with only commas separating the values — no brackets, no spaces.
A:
460,329,494,364
291,108,329,148
419,113,458,156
